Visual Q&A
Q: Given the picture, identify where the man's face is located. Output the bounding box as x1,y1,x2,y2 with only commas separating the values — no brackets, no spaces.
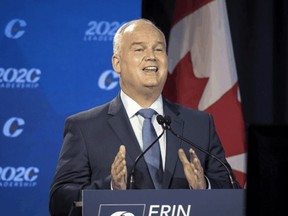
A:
112,22,168,98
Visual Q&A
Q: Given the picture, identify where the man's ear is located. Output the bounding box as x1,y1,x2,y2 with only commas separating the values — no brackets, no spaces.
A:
112,55,120,74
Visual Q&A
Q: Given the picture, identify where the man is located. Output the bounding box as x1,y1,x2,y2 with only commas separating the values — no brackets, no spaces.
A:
49,18,239,216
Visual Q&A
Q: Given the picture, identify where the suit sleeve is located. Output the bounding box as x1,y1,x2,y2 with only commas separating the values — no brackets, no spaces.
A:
49,117,111,216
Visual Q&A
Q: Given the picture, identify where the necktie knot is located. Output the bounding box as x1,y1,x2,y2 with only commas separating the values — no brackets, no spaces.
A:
138,108,156,119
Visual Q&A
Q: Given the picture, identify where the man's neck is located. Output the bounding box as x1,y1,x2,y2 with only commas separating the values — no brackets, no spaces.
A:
121,90,160,108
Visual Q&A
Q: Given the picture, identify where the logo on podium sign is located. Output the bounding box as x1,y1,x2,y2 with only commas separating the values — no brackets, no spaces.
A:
98,204,145,216
110,211,134,216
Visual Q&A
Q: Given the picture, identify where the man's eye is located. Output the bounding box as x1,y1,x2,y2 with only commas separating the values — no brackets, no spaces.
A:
135,48,144,52
155,48,164,52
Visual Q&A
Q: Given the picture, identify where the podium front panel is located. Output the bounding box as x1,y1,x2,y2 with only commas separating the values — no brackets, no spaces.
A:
82,189,245,216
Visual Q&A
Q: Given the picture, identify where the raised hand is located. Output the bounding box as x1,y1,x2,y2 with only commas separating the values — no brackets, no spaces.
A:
111,145,127,190
178,148,207,189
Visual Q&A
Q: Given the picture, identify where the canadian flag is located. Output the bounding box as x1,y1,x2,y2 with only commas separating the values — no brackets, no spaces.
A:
163,0,247,187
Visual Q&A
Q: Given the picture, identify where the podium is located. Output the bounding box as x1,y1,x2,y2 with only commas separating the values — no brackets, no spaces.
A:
82,189,245,216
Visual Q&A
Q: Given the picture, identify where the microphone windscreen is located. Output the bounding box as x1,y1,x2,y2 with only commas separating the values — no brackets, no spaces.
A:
164,116,171,125
156,115,165,125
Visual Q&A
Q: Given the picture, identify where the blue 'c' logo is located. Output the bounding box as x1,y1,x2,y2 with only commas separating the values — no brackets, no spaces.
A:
3,117,25,137
5,19,27,39
111,211,135,216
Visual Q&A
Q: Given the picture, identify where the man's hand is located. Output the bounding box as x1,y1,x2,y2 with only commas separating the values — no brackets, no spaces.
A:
178,148,207,189
111,145,127,190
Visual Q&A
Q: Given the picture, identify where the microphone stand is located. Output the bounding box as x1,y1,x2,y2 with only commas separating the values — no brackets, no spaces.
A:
128,130,165,189
157,115,239,189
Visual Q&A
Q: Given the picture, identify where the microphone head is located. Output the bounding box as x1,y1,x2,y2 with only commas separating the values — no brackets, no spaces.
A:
156,115,166,125
164,116,171,125
157,115,171,130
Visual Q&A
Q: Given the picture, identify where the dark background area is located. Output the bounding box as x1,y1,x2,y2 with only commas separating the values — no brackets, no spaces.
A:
142,0,288,215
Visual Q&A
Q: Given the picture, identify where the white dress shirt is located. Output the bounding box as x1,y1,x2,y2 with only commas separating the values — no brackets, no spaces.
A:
120,90,166,171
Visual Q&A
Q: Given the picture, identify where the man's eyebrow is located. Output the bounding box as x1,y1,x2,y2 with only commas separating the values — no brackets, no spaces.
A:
130,42,144,47
130,41,165,47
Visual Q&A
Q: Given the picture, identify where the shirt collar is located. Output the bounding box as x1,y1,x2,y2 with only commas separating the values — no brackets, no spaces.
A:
120,90,164,118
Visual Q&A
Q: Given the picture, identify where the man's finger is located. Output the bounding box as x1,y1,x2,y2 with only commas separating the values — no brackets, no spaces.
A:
189,148,202,170
178,148,190,164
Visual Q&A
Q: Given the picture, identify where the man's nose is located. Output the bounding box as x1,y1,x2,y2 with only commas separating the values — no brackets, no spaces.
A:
144,49,156,61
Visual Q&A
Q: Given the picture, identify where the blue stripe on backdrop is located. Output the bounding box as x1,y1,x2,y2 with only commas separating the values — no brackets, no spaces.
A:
0,1,141,215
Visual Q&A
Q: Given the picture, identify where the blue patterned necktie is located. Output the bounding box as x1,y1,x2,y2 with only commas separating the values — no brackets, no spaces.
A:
138,108,163,189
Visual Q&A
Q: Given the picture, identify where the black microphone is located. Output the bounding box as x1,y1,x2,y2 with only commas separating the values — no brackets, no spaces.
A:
156,115,239,189
128,129,165,189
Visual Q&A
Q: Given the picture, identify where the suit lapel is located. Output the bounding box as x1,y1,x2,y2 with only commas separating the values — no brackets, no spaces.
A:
162,100,184,189
107,95,154,188
107,95,143,165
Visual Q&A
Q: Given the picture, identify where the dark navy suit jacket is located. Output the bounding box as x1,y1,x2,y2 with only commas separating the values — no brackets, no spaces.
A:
49,94,237,216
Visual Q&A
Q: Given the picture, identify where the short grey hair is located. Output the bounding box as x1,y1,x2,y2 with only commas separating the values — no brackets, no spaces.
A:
113,18,166,55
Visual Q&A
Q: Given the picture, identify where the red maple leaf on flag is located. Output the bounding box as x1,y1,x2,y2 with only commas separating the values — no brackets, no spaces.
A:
164,52,209,109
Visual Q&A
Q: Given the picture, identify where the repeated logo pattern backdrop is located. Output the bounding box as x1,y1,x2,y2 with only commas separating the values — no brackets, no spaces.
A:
0,1,141,215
